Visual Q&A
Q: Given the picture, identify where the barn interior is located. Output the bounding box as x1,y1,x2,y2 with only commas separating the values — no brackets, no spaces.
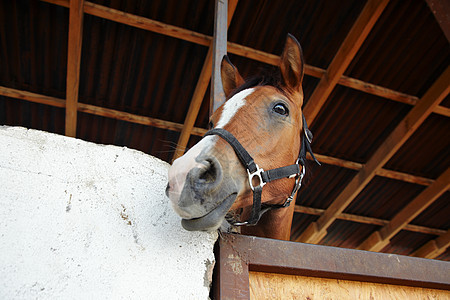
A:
1,0,449,261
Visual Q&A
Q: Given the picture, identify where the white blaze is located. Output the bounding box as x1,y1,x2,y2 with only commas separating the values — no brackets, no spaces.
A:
216,88,254,128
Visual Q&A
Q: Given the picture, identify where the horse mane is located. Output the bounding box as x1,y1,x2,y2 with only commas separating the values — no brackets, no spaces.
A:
229,67,286,99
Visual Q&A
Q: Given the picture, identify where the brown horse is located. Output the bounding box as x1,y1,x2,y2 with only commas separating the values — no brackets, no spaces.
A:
166,34,319,240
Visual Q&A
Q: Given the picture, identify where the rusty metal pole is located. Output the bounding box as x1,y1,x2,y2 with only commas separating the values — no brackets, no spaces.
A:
210,0,228,115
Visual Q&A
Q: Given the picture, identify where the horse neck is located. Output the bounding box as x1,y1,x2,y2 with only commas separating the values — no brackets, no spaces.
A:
240,198,296,240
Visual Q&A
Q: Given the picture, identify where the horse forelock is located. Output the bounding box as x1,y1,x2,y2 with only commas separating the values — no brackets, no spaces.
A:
228,69,286,99
227,70,305,113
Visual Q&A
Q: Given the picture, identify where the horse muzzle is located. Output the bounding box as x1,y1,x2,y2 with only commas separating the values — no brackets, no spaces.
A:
167,152,239,231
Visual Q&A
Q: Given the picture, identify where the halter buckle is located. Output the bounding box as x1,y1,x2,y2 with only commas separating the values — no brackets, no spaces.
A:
283,164,305,207
247,164,266,191
288,158,301,178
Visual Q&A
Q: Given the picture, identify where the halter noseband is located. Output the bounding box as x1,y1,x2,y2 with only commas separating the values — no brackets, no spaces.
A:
204,114,320,226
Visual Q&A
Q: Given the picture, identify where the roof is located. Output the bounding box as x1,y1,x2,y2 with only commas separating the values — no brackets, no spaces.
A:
1,0,449,260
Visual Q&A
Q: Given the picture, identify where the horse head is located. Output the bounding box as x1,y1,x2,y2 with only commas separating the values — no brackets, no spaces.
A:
167,34,317,239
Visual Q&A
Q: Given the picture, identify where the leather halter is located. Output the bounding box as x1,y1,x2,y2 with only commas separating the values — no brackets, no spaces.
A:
204,114,320,226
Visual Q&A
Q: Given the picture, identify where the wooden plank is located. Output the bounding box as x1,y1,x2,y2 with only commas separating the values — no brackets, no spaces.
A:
413,230,450,259
214,233,250,299
312,153,434,186
0,86,206,136
172,0,238,161
42,0,212,47
296,65,450,244
215,233,450,300
210,0,228,115
358,167,450,252
293,205,446,236
249,272,450,299
375,168,435,186
65,0,84,137
172,49,213,159
0,86,65,108
77,103,207,136
303,0,390,125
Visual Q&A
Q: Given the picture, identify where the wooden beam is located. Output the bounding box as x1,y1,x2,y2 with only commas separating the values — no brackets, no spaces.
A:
210,0,228,115
41,0,448,118
311,153,435,186
375,168,435,186
412,230,450,259
293,205,446,237
65,0,84,137
171,49,213,159
426,0,450,43
0,86,65,108
216,233,450,298
358,167,450,252
303,0,390,125
172,0,238,161
77,103,207,136
0,86,207,136
296,65,450,244
42,0,212,47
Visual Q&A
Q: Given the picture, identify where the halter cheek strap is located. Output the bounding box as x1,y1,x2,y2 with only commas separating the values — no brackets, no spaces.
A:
204,114,320,226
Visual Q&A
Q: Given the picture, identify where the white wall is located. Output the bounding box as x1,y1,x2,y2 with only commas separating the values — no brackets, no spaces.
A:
0,126,217,299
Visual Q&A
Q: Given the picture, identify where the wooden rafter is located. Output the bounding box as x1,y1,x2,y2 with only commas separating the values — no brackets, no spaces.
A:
412,230,450,259
293,205,446,237
0,86,206,136
41,0,449,118
171,49,213,158
65,0,84,137
358,168,450,251
172,0,238,161
210,0,229,114
303,0,390,125
357,168,450,252
42,0,212,46
312,152,435,186
295,65,450,244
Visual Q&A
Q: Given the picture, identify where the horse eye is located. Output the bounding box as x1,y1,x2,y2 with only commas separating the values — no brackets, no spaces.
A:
208,121,214,129
273,103,289,116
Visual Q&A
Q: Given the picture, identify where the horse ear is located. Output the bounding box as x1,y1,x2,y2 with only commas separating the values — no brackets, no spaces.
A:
280,34,304,91
221,55,245,98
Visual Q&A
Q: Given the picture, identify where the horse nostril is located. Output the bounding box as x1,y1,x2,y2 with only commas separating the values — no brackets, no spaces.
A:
198,159,217,184
189,157,222,190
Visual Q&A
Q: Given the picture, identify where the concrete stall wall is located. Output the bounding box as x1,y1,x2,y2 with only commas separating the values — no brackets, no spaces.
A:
0,126,217,299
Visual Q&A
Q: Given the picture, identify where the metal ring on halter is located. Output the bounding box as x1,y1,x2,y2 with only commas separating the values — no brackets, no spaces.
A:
247,164,266,191
283,164,305,207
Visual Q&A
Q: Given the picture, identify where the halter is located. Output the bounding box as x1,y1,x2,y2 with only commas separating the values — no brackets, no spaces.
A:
204,114,320,226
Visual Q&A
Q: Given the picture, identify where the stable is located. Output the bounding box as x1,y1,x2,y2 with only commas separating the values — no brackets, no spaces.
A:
0,0,449,298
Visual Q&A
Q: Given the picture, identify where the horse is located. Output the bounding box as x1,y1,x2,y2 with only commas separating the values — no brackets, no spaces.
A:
166,34,319,240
